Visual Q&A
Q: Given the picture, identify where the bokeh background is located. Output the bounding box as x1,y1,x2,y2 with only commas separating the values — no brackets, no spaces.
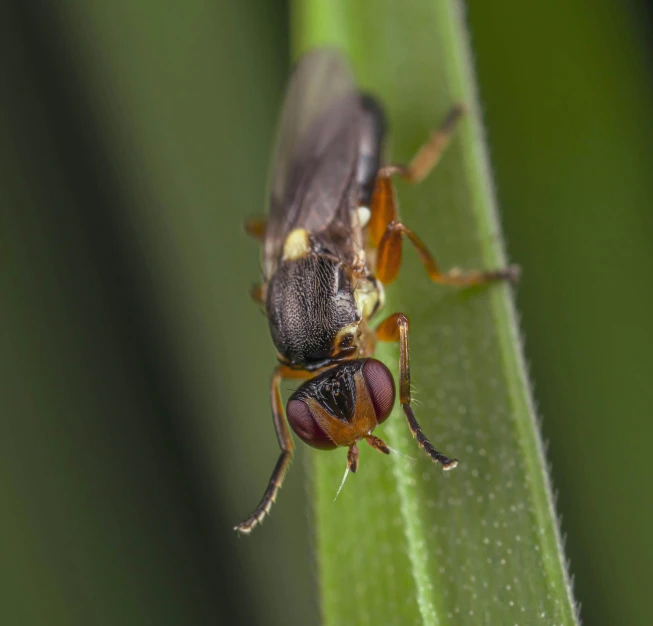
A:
2,1,652,625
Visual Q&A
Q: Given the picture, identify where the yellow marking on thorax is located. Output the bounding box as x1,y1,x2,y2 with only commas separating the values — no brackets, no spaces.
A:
282,228,311,261
354,277,384,322
333,323,360,354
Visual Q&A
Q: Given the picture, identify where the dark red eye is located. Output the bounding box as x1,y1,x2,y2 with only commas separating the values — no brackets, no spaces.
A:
362,359,395,424
287,399,337,450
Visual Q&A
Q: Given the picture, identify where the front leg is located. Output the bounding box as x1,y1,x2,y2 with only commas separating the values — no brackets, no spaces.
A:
244,217,267,242
250,284,264,305
376,313,457,470
234,367,296,534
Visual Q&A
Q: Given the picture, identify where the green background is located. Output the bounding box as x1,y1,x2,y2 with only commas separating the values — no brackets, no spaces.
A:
2,1,652,625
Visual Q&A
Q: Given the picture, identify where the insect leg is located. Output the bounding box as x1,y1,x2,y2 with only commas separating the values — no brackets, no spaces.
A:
244,217,267,242
376,221,519,286
368,173,397,248
367,104,464,246
368,106,517,285
250,284,264,305
234,367,295,534
376,312,457,470
392,103,466,184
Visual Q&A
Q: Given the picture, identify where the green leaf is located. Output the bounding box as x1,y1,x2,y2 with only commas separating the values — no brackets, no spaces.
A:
292,2,579,624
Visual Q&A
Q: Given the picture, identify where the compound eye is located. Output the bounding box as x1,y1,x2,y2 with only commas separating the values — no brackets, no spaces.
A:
362,359,396,424
287,399,337,450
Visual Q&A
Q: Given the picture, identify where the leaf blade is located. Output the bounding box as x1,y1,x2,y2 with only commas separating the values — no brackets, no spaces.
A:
293,1,578,625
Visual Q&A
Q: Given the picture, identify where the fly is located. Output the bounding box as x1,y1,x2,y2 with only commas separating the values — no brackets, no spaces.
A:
236,49,518,534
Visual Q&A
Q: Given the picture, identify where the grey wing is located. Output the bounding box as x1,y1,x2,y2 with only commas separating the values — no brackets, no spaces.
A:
263,49,363,278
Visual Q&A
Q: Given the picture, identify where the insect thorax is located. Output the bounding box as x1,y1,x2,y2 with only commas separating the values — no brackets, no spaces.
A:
266,253,359,369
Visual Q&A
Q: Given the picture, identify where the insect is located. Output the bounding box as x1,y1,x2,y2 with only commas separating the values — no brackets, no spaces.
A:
236,49,517,534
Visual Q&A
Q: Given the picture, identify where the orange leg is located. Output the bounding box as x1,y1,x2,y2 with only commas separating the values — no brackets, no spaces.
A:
367,104,518,285
376,313,458,470
250,284,264,305
393,103,466,184
377,222,519,286
234,366,306,534
244,217,267,242
369,174,397,248
368,104,465,246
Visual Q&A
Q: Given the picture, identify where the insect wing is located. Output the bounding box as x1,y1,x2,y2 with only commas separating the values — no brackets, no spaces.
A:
264,49,362,278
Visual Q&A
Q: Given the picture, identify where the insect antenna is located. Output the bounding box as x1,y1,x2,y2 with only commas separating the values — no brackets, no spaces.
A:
384,443,416,462
390,448,416,461
333,464,351,502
